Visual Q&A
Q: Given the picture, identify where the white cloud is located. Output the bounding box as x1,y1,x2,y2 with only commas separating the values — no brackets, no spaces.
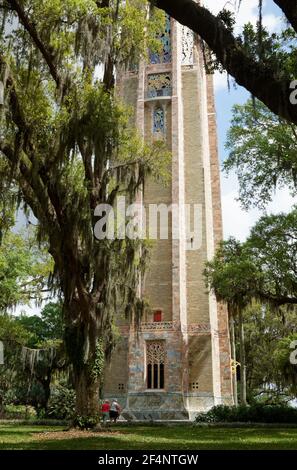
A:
214,71,229,92
221,171,297,241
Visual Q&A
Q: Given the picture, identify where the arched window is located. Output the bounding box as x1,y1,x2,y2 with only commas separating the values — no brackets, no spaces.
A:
153,106,165,136
146,341,165,389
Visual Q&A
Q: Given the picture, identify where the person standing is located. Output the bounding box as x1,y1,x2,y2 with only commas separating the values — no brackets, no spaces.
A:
109,399,121,423
101,399,110,423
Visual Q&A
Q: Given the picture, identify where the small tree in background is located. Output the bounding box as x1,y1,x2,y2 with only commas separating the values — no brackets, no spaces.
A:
205,208,297,405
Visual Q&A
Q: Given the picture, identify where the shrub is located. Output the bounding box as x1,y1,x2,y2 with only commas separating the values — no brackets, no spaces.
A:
0,404,36,420
73,414,100,430
46,385,75,420
195,404,297,424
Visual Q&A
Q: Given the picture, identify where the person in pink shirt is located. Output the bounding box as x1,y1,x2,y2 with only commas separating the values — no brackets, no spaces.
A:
101,399,110,423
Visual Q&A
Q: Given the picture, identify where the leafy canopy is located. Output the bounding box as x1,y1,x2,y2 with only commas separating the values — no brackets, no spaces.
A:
205,207,297,313
225,99,297,209
0,230,53,313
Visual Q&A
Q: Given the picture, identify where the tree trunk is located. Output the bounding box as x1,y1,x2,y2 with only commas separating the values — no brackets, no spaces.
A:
64,302,103,422
74,366,100,417
229,312,238,407
238,309,247,406
38,374,51,411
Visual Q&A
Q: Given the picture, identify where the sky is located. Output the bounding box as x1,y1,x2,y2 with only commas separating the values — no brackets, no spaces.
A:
205,0,297,241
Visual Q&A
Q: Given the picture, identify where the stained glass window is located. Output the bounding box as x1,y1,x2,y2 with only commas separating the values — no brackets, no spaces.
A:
150,14,171,64
153,106,165,136
148,73,172,98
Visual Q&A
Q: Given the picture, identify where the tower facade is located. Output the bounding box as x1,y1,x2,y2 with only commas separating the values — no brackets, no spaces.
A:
103,14,233,420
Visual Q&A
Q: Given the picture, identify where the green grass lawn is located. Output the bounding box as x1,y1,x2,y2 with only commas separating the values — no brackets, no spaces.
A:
0,424,297,450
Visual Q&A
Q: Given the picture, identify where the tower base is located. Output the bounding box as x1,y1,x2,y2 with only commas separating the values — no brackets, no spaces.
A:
122,392,188,421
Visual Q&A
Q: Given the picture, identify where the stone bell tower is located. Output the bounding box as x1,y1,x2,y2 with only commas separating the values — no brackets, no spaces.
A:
103,11,233,420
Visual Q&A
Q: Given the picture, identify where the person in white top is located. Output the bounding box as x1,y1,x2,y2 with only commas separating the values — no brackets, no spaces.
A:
109,399,121,423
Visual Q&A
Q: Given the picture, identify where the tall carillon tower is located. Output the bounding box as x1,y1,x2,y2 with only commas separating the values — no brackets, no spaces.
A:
103,11,233,420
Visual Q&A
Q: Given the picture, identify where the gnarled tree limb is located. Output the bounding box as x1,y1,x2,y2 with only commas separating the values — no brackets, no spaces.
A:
274,0,297,33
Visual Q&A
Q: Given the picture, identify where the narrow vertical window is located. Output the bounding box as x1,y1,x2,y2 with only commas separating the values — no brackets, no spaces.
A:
153,309,163,322
146,341,166,389
153,106,165,136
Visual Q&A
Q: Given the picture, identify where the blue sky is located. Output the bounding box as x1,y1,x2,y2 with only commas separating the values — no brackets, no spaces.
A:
205,0,297,241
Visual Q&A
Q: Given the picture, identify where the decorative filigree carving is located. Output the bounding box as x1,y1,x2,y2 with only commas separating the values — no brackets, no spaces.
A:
146,341,166,365
150,14,171,64
140,322,211,333
147,73,172,98
141,322,174,331
181,25,194,65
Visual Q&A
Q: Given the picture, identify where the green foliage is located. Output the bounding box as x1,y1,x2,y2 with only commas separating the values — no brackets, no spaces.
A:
0,311,66,417
40,302,63,340
89,338,105,382
225,99,297,209
247,210,297,302
0,404,37,420
0,314,33,344
0,229,53,313
217,9,236,34
195,404,297,424
0,0,171,418
221,22,297,208
3,423,297,450
273,333,297,395
240,304,297,403
73,413,99,430
0,159,16,241
203,15,297,77
204,237,260,315
205,207,297,313
238,23,297,78
0,0,170,324
16,302,63,348
47,385,75,420
205,209,297,402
